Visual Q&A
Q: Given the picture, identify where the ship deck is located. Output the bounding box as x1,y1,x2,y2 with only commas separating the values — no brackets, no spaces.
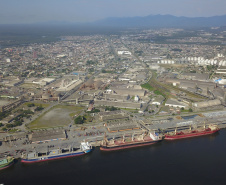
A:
106,136,159,147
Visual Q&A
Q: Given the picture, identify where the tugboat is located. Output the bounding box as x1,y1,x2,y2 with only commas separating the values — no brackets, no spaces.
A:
21,142,92,163
0,156,14,170
100,132,162,151
164,124,220,140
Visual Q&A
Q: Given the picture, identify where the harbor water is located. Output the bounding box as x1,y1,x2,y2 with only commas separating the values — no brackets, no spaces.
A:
1,130,226,185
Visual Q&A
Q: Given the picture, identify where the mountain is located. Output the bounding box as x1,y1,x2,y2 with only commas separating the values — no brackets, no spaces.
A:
95,14,226,28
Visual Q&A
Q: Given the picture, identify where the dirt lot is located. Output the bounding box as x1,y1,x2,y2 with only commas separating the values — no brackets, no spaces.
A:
28,105,84,129
0,99,12,106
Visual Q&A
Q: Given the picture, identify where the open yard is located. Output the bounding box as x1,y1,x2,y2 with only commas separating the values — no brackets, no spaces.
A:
0,99,12,106
19,83,40,89
28,105,84,129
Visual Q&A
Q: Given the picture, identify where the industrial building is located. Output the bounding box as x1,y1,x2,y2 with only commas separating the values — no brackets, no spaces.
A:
111,87,146,97
216,66,226,74
94,100,141,109
165,99,187,108
29,129,67,144
80,79,104,90
98,110,129,122
179,73,209,81
104,121,140,133
192,99,222,108
151,96,165,105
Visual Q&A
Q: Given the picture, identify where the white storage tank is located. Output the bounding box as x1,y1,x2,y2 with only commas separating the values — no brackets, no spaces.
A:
134,95,139,102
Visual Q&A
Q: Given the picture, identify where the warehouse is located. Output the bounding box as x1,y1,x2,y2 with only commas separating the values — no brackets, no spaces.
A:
165,99,187,108
111,87,146,97
192,99,221,108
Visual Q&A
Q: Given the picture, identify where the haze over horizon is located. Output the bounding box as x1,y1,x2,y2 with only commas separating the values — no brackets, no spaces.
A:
1,0,226,24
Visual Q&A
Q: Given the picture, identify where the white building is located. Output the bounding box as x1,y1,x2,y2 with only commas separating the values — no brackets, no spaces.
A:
165,99,187,108
117,51,132,55
151,96,165,105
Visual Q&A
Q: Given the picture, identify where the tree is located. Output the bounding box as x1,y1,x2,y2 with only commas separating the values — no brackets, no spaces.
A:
105,106,119,111
0,111,10,120
2,127,7,131
14,121,22,126
35,106,44,111
84,114,93,122
189,108,193,112
88,68,94,73
74,116,85,124
88,109,100,113
6,124,14,128
27,103,35,107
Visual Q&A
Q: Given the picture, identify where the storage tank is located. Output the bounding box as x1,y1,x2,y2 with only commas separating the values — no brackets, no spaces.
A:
211,60,213,65
134,95,139,102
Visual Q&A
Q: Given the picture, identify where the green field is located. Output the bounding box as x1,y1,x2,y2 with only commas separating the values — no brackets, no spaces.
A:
141,83,154,91
28,105,84,129
24,102,50,108
120,108,138,113
141,82,167,98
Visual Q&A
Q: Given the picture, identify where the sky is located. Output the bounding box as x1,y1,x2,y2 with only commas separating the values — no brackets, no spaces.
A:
0,0,226,24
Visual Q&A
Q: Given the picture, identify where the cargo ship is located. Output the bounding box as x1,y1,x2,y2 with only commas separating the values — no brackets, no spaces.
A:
164,124,220,140
0,156,14,170
100,132,162,151
21,142,92,163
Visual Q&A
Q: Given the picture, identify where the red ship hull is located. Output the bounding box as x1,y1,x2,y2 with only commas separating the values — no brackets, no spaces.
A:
164,129,220,140
100,138,161,151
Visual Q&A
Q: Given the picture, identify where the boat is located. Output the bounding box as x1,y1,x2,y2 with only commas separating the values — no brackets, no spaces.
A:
164,124,220,140
0,156,14,170
21,142,92,163
100,132,162,151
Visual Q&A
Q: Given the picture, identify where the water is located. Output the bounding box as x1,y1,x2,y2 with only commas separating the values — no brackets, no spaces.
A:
1,130,226,185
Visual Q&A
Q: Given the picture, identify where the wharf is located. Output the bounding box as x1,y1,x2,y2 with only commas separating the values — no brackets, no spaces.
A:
2,110,226,159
